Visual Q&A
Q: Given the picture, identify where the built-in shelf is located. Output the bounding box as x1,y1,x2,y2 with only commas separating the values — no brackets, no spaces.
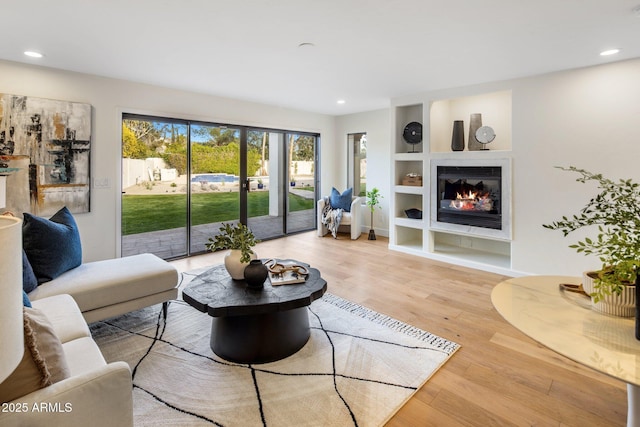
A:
429,90,512,153
390,89,514,275
394,104,424,154
394,185,423,195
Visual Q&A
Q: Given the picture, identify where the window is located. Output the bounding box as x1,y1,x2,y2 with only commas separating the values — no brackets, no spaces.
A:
347,133,366,197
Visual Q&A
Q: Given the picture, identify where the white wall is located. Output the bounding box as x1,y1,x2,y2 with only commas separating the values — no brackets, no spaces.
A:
400,57,640,276
511,58,640,275
1,60,336,262
334,109,390,236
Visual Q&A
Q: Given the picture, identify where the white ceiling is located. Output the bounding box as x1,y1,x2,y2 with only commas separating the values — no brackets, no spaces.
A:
2,0,639,116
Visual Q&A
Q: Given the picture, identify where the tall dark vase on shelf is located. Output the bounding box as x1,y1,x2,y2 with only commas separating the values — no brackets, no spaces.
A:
451,120,465,151
468,113,483,151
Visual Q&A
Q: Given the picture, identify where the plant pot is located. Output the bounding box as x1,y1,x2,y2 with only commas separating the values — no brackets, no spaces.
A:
582,271,596,296
224,249,257,280
583,271,636,317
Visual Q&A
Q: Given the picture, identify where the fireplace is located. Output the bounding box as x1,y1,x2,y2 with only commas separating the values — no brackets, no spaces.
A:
430,158,511,240
436,166,501,230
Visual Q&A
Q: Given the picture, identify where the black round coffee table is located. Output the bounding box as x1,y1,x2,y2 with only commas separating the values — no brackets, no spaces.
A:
182,259,327,364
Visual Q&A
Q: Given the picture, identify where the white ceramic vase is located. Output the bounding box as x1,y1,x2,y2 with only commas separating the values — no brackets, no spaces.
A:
583,271,635,317
224,249,257,280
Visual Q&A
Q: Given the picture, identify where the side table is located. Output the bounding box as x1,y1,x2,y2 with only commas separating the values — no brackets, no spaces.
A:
492,275,640,427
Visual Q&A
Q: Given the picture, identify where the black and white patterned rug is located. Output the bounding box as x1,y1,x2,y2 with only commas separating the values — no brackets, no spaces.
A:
91,272,459,427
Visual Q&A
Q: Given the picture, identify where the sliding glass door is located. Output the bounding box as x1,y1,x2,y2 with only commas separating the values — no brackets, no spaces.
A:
189,124,241,254
121,115,318,259
286,133,317,233
121,118,188,259
246,130,285,240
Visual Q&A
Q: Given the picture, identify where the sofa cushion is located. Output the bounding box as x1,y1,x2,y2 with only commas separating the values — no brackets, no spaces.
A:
22,250,38,293
0,307,71,404
330,187,353,212
62,337,107,377
29,253,179,314
23,206,82,284
31,294,91,344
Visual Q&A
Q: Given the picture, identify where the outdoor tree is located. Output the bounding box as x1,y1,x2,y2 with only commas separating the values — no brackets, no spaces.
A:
122,124,150,159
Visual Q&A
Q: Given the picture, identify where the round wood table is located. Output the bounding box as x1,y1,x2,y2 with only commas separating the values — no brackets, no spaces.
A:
182,260,327,364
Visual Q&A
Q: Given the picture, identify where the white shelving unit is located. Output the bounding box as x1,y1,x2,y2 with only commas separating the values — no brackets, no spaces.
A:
389,90,514,275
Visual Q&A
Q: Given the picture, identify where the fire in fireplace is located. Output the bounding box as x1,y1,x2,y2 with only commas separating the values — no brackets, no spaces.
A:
436,166,502,230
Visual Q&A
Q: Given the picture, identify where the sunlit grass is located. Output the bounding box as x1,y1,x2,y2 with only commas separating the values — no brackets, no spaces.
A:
122,191,314,235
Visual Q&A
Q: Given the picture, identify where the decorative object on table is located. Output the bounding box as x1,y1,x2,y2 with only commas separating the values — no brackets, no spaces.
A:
0,93,92,216
467,113,483,151
265,259,309,285
405,208,423,220
542,166,640,322
366,187,383,240
451,120,465,151
402,121,422,153
402,173,422,186
475,125,496,150
206,222,259,280
243,259,269,289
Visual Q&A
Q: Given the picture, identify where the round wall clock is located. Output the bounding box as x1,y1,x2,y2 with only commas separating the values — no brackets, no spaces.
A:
475,126,496,150
402,121,422,152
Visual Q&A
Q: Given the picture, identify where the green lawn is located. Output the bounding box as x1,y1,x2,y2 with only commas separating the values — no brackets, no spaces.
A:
122,191,314,235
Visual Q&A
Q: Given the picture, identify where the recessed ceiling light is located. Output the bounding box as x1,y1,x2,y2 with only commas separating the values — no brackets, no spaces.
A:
24,51,44,58
337,99,346,105
298,42,315,49
600,48,621,56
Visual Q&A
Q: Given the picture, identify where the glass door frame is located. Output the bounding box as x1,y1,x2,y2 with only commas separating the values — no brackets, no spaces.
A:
121,113,319,259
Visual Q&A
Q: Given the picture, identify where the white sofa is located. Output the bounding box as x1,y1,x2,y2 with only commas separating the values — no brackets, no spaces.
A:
0,294,133,427
28,253,179,323
317,196,363,240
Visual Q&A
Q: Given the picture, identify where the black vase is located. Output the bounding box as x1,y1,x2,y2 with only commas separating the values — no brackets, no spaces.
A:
244,259,268,289
636,274,640,341
451,120,465,151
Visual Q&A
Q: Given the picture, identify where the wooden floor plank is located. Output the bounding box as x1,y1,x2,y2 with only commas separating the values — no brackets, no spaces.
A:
169,231,628,426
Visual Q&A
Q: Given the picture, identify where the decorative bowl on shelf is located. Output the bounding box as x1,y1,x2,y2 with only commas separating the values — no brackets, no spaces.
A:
405,208,422,219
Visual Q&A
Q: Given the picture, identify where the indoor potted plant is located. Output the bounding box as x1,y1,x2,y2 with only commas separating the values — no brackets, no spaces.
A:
366,187,382,240
543,166,640,317
206,222,259,279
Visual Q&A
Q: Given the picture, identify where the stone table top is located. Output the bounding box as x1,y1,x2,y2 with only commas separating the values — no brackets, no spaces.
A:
492,275,640,386
182,259,327,317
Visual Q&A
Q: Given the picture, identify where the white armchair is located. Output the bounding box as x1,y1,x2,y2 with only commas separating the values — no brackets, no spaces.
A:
317,196,363,240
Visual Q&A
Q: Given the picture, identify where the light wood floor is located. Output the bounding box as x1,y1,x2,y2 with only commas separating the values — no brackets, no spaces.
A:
170,231,627,427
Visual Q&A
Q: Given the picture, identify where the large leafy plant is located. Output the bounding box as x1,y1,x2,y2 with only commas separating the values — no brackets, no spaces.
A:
543,166,640,302
206,222,259,263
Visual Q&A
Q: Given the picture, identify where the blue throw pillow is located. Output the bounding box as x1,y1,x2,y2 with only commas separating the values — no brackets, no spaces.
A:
22,250,38,293
23,206,82,284
23,290,32,307
330,187,353,212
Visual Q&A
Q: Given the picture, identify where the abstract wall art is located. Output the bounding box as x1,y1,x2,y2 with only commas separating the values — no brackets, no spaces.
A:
0,93,91,216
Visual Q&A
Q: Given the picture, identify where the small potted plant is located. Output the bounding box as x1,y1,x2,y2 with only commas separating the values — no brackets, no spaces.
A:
366,187,383,240
206,222,259,280
257,178,264,189
543,166,640,317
